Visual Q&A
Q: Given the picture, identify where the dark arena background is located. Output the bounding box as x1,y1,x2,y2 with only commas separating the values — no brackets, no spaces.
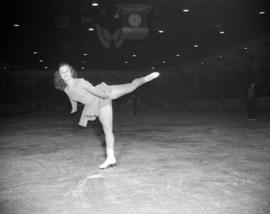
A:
1,0,270,213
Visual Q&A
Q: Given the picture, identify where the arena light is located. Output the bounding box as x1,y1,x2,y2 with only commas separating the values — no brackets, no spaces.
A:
158,30,165,34
259,11,266,15
88,27,94,31
91,1,99,7
182,9,190,13
176,54,180,57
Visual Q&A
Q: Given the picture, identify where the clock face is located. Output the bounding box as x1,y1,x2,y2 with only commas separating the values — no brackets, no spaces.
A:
128,13,142,27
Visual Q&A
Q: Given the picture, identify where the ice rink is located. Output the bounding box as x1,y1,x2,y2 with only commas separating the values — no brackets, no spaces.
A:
0,110,270,214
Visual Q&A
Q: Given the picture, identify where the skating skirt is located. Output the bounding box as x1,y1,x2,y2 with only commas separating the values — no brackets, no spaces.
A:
79,82,111,127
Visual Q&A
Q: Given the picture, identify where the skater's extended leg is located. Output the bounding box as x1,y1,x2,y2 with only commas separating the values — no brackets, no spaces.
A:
109,72,159,99
98,102,116,169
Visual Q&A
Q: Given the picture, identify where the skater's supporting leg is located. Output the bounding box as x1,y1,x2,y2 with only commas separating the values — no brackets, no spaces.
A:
109,72,159,100
98,102,116,169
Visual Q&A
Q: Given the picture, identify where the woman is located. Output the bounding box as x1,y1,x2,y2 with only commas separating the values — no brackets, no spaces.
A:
54,63,160,169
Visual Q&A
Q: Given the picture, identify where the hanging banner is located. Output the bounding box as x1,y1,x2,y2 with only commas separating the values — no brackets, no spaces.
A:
96,24,112,49
118,4,152,40
112,29,124,48
96,24,124,49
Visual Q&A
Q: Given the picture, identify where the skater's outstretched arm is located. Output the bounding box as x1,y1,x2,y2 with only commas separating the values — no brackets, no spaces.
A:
81,79,111,99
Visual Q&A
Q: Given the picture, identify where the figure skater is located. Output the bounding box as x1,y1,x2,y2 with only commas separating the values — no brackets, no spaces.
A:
53,63,160,169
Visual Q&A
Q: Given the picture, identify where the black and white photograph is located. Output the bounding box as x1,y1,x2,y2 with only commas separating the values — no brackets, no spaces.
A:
0,0,270,213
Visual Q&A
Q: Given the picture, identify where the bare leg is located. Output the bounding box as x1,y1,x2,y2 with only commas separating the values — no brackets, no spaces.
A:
98,72,159,169
109,72,159,100
98,101,116,169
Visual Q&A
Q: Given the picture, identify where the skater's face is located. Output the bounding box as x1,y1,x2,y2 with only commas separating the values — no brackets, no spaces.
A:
59,65,73,82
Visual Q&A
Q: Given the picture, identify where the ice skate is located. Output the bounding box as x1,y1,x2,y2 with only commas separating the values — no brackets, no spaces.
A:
99,157,117,169
144,72,160,83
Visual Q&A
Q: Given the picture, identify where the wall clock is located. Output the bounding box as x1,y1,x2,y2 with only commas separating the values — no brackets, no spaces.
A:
128,13,142,27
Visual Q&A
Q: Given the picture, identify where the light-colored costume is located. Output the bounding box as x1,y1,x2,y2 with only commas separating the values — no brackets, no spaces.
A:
64,78,111,127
